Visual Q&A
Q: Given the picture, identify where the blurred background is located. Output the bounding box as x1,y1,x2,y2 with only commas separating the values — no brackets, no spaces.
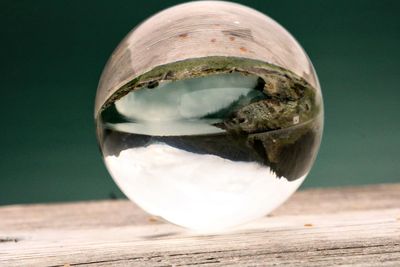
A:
1,0,399,205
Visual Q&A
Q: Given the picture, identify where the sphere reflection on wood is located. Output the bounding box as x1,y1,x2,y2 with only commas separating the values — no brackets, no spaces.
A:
95,1,323,231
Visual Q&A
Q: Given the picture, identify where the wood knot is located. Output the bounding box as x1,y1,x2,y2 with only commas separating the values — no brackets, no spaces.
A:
178,33,189,38
148,216,159,223
0,237,20,243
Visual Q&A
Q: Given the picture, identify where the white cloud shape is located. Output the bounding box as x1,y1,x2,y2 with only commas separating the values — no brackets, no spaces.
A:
115,72,258,122
105,143,305,231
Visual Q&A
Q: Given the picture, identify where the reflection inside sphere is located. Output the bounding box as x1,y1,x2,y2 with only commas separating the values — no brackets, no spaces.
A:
95,1,323,231
97,59,322,230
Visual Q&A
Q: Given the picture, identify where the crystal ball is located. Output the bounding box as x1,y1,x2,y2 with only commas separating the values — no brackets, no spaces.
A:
95,1,323,231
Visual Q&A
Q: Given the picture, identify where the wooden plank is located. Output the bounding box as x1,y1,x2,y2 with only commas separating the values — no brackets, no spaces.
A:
0,183,399,266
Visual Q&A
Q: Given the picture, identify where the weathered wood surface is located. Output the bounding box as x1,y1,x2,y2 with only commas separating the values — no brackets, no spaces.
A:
0,183,399,266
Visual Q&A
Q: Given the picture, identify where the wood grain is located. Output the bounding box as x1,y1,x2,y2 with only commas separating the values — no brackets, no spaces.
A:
1,183,399,266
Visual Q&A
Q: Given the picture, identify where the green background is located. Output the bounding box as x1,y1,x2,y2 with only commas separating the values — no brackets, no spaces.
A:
1,0,399,205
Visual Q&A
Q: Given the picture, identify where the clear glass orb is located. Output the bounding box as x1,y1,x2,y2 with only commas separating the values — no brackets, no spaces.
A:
95,1,323,231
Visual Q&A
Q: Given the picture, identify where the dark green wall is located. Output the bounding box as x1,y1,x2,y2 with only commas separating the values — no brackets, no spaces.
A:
1,0,399,205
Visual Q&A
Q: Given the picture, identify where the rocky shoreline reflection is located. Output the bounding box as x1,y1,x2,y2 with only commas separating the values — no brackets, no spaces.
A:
99,70,322,182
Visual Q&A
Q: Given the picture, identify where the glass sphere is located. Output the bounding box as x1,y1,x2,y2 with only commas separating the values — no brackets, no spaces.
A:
95,1,323,231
